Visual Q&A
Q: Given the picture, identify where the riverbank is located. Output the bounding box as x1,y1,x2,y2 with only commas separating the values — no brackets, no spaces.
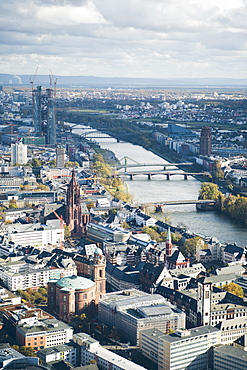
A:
70,123,247,245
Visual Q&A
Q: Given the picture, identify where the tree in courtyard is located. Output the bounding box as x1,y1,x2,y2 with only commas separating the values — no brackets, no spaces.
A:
12,345,36,357
65,161,79,168
121,221,130,229
180,236,205,257
8,200,18,209
29,158,42,167
222,282,244,298
142,226,162,242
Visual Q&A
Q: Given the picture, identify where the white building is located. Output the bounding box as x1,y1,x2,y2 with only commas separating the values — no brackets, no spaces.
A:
73,332,146,370
0,220,64,255
0,260,76,291
139,326,221,370
37,342,78,367
11,141,27,165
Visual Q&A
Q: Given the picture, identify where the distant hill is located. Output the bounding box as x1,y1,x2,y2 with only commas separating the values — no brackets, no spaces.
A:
0,73,246,88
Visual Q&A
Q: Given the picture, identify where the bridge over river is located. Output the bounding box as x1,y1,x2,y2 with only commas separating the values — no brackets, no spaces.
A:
119,170,210,180
138,199,215,206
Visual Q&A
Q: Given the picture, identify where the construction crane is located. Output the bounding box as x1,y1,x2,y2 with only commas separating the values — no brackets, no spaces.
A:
30,66,38,92
52,210,64,250
49,69,57,102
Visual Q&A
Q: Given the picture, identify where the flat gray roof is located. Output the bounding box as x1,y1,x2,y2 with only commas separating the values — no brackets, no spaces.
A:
214,344,247,361
160,325,220,343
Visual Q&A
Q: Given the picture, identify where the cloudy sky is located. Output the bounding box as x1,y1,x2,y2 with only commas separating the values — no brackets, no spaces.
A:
1,0,246,79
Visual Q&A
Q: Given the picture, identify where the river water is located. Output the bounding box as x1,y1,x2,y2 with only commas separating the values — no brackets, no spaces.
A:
72,125,247,247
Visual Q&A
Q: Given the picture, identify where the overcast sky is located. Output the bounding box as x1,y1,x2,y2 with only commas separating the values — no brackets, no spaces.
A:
1,0,246,79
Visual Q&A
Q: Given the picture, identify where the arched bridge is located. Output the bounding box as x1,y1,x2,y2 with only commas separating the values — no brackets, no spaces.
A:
80,130,111,138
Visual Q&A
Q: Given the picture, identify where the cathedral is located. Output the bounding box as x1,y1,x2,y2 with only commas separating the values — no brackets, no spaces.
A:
66,169,83,236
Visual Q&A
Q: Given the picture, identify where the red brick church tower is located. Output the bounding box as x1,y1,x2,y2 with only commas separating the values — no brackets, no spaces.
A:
66,169,83,237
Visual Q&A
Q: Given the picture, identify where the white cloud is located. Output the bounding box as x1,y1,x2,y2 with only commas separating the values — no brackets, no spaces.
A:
0,0,246,78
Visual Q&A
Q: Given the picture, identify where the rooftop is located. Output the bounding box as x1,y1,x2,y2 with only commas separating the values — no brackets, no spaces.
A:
160,325,220,343
55,275,95,291
214,344,247,362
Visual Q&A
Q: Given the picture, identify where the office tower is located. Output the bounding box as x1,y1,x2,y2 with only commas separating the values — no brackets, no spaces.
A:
11,141,27,165
32,85,42,135
32,86,56,145
56,146,65,168
46,88,56,145
200,126,212,155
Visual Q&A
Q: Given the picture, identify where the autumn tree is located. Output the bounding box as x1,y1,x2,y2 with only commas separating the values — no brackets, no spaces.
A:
180,236,205,257
35,184,50,191
64,225,71,239
121,221,130,229
222,282,244,298
65,161,79,168
9,199,18,209
12,345,36,357
199,182,221,201
212,160,224,181
142,226,162,242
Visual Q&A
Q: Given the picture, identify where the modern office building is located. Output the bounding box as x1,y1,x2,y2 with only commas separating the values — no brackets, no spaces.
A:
213,344,247,370
139,326,220,370
10,141,27,165
200,126,212,155
32,85,56,145
98,289,185,345
56,146,66,168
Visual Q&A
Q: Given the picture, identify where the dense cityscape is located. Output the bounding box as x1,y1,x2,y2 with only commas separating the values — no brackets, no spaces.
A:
0,78,245,370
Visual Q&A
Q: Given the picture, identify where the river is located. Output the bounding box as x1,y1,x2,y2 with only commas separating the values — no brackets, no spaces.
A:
72,125,247,247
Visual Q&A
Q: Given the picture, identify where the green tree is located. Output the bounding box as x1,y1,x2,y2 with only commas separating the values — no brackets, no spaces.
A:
30,158,42,167
171,232,183,245
142,226,162,242
49,159,56,167
212,160,224,181
36,184,50,191
199,182,221,201
64,225,71,239
180,236,205,257
222,282,244,298
65,161,79,168
9,199,18,209
121,221,130,229
19,346,36,357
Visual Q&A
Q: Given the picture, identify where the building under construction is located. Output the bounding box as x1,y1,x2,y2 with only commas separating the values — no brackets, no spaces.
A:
32,85,56,145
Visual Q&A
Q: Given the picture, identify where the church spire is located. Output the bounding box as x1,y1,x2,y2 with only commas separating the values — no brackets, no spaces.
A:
65,169,82,236
166,226,172,257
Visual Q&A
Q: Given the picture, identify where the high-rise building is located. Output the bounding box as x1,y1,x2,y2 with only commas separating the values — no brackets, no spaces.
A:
46,88,56,145
32,85,56,145
200,126,212,155
11,141,27,165
32,85,42,135
56,146,65,168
